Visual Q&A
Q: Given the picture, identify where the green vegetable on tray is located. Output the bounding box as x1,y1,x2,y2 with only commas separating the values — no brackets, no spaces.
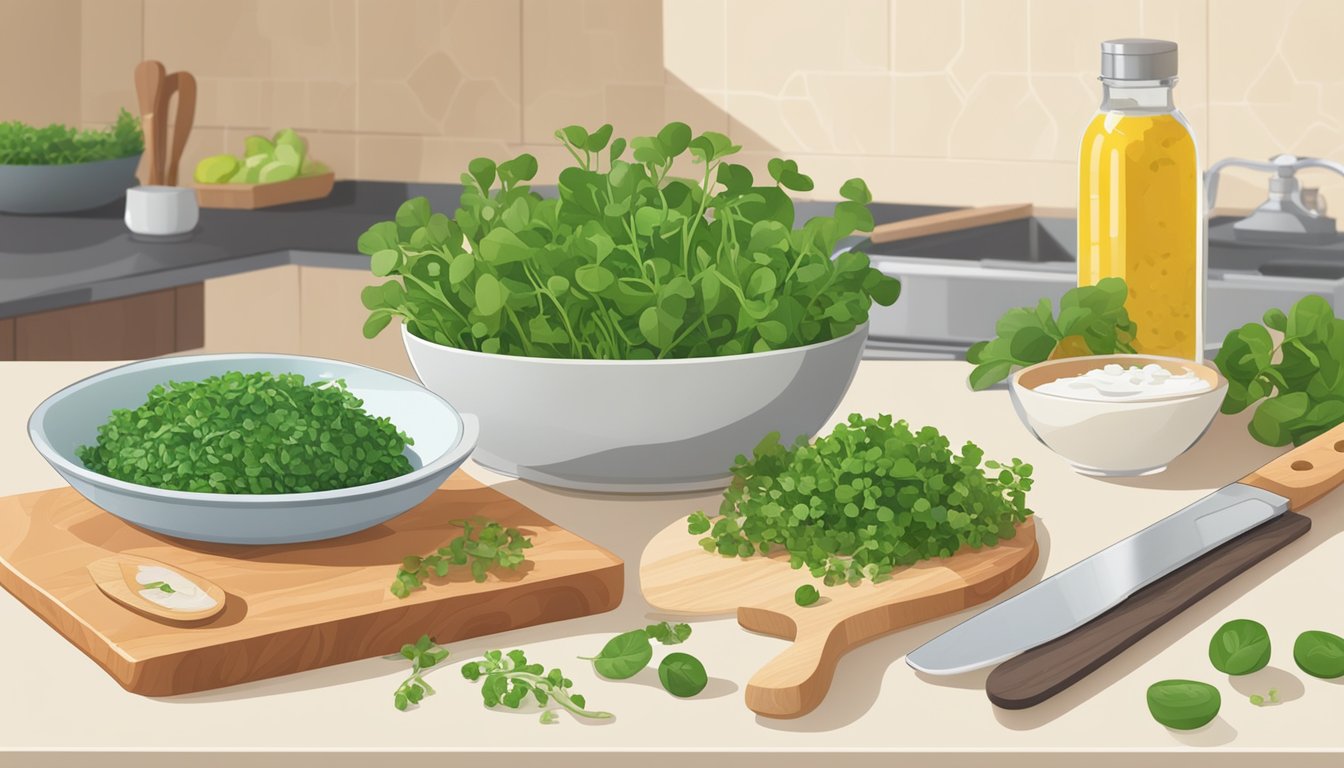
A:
0,109,143,165
966,277,1136,390
462,649,613,724
1208,619,1272,676
75,371,412,494
358,121,901,360
392,634,450,711
688,414,1034,587
194,127,330,185
390,519,532,598
1146,679,1221,731
1293,630,1344,679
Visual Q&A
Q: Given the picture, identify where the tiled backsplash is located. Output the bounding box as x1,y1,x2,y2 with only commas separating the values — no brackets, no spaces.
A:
7,0,1344,210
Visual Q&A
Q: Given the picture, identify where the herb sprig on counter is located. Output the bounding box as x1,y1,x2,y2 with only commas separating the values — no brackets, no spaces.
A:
391,519,533,597
393,635,450,711
966,277,1137,390
689,414,1034,586
581,622,693,680
75,371,413,494
462,649,613,724
358,121,900,360
1215,294,1344,446
0,109,143,165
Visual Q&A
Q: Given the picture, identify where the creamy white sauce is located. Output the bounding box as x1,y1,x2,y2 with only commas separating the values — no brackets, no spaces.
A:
135,565,218,612
1034,363,1211,402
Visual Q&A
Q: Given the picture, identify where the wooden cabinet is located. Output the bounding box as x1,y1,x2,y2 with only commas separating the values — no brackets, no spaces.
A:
298,267,413,377
201,266,302,355
10,285,204,361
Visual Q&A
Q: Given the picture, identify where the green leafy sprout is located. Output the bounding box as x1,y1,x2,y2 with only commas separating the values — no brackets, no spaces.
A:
391,519,533,598
0,109,143,165
392,634,450,711
580,622,694,680
358,121,901,360
75,371,413,494
688,414,1034,587
462,649,613,724
1215,294,1344,447
966,277,1136,390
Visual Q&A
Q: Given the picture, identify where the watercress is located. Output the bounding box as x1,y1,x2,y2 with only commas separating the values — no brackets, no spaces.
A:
0,109,143,165
658,652,708,698
359,121,901,359
689,414,1034,587
581,622,693,680
392,634,450,711
461,649,612,723
390,519,532,598
794,585,820,607
1215,294,1344,447
966,277,1137,390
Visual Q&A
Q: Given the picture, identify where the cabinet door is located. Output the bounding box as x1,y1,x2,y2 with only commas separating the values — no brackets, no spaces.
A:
14,285,203,360
299,267,413,377
200,265,302,354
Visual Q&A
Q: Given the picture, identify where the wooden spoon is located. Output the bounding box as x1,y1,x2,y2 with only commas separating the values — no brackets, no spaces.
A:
88,555,226,623
133,60,168,185
162,71,197,186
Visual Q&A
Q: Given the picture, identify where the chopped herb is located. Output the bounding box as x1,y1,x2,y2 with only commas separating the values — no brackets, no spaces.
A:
390,519,532,598
0,109,143,165
392,634,450,711
462,649,612,724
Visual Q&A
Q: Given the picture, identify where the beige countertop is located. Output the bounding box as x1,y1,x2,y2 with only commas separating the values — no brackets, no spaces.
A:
2,360,1342,767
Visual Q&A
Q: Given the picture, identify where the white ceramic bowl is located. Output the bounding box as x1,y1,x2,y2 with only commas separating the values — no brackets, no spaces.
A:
1009,354,1227,477
29,354,478,544
402,323,868,492
124,184,200,236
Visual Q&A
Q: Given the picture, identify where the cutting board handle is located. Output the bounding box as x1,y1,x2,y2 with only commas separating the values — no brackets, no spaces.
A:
739,604,849,719
1241,422,1344,510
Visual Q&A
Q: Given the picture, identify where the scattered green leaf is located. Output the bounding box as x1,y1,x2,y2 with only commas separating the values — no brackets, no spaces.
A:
794,584,820,606
461,649,613,724
392,634,449,711
1146,679,1221,730
390,519,532,598
1293,630,1344,679
582,629,654,680
1208,619,1272,676
1248,688,1279,707
139,581,175,594
657,652,708,698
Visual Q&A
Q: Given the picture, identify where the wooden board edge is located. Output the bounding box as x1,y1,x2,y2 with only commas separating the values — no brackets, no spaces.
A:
194,172,334,210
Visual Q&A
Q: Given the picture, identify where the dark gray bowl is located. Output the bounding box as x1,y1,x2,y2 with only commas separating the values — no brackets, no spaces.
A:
0,154,141,214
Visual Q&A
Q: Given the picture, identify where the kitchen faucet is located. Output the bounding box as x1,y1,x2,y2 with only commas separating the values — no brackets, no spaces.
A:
1205,153,1344,243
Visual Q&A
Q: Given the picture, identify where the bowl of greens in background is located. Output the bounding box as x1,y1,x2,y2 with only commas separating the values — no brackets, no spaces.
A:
361,122,900,492
29,354,478,544
0,109,143,214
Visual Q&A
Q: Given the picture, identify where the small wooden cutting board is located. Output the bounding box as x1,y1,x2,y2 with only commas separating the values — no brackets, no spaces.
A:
641,516,1038,718
0,473,622,696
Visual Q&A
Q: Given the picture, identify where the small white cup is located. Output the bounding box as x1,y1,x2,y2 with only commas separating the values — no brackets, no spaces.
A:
124,185,200,236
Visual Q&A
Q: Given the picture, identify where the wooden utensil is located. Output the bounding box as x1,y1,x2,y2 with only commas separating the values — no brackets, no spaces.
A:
133,60,168,185
986,421,1344,708
869,203,1034,245
640,517,1038,718
0,472,623,696
88,555,226,623
161,71,196,186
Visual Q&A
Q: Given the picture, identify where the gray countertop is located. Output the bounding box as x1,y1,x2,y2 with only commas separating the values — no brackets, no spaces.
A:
0,181,950,319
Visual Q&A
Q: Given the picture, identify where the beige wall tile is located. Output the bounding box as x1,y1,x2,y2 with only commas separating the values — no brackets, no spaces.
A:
0,0,82,126
891,0,960,72
949,0,1029,93
891,76,963,157
949,74,1054,161
202,266,303,354
299,267,413,377
79,0,142,126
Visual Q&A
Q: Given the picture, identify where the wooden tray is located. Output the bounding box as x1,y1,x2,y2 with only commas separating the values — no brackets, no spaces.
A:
193,171,334,209
0,472,622,696
641,516,1037,718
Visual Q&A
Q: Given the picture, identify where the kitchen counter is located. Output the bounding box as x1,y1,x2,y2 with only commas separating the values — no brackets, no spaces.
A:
2,360,1343,767
0,182,949,320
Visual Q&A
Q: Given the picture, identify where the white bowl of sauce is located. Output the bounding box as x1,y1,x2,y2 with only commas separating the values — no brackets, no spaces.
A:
1009,354,1226,476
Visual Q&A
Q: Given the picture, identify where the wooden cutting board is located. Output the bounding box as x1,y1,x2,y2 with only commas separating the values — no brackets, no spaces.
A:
0,473,622,697
641,516,1038,718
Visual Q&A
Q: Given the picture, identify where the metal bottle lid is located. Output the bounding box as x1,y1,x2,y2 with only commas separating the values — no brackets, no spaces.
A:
1100,38,1177,81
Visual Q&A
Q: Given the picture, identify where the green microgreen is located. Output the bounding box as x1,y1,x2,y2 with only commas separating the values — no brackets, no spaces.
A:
390,519,533,598
966,277,1137,390
580,622,693,680
140,581,175,594
0,109,143,165
461,649,613,724
1215,294,1344,447
392,634,450,711
689,414,1034,586
358,121,901,360
75,371,413,494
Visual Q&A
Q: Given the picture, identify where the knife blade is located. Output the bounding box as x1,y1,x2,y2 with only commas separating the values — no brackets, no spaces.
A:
905,482,1289,675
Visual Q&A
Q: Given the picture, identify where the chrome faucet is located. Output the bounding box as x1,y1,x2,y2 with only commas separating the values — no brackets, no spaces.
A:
1205,154,1344,243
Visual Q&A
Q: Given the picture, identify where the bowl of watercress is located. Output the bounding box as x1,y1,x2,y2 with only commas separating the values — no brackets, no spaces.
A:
29,354,478,544
0,110,144,214
360,122,900,492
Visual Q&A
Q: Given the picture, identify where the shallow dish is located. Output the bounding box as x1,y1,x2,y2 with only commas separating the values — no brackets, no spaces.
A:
29,354,478,544
0,154,141,214
403,323,868,493
1009,354,1226,477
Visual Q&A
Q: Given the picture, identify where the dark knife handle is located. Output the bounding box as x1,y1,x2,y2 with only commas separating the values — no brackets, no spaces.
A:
985,511,1311,710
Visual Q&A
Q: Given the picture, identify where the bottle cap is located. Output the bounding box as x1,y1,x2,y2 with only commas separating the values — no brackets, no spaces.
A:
1100,38,1177,81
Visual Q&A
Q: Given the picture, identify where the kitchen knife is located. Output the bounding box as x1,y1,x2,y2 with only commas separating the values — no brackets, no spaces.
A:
906,422,1344,675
